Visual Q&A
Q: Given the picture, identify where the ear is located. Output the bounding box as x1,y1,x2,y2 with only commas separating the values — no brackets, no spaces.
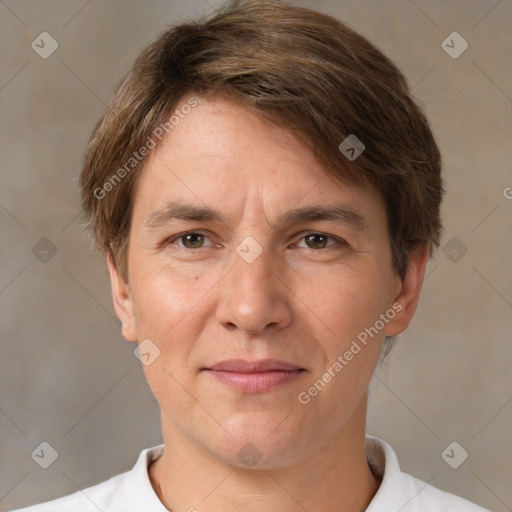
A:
384,243,431,337
107,252,138,342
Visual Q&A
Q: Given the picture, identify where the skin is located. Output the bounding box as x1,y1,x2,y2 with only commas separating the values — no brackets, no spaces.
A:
108,96,430,512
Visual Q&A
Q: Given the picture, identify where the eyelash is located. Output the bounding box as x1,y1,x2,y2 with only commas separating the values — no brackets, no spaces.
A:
164,231,347,251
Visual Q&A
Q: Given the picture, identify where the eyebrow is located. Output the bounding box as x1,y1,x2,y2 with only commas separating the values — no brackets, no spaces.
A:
144,201,368,232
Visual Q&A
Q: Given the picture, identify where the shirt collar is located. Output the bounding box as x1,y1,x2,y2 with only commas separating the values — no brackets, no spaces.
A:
365,435,405,511
124,443,167,512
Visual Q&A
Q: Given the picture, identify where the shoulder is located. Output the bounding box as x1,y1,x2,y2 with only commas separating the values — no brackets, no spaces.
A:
7,445,166,512
7,470,131,512
399,472,490,511
365,436,490,512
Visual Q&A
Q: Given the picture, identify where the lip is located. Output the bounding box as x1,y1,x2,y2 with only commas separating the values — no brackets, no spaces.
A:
202,359,306,393
206,358,304,373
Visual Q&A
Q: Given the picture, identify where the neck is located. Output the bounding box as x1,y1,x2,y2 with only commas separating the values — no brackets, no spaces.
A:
149,399,380,512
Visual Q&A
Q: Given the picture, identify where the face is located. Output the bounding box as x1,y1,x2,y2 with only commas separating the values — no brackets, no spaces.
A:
109,96,428,468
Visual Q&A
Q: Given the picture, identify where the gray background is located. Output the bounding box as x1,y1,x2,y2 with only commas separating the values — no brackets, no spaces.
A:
1,0,511,510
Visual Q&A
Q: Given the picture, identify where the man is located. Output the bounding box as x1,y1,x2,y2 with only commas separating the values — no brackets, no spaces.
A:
10,0,489,510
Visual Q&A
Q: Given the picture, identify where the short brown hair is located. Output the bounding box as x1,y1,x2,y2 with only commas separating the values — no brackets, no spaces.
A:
79,0,443,280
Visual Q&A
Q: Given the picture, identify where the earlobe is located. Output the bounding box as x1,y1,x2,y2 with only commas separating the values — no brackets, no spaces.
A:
385,243,431,337
107,253,138,342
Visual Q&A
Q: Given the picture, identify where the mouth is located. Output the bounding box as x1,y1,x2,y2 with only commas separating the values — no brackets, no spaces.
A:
201,359,307,393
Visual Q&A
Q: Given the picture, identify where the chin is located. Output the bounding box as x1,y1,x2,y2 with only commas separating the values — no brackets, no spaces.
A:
205,413,314,470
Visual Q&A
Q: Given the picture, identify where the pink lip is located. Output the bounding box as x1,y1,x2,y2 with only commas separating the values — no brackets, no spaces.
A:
207,358,303,373
202,359,306,393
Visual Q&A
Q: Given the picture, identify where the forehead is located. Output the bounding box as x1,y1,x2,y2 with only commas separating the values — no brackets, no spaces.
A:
150,97,327,183
133,96,386,229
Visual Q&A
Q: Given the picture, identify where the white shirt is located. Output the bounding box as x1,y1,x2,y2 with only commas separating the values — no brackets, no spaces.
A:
9,436,489,511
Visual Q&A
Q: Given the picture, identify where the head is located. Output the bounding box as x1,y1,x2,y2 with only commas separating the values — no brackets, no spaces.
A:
79,0,442,467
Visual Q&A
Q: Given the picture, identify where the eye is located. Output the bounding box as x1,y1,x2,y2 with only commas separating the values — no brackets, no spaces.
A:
164,231,345,251
167,232,214,250
296,232,345,249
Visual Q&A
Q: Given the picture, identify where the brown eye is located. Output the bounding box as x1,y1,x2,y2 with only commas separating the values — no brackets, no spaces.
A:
180,233,206,249
303,233,331,249
165,232,212,250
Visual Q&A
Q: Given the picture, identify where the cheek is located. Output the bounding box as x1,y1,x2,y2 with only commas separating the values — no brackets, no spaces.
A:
129,261,218,394
304,266,393,399
130,267,208,419
313,266,393,342
302,280,388,427
130,261,210,338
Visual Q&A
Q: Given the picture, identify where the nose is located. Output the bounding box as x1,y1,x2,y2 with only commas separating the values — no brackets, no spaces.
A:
215,240,293,336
